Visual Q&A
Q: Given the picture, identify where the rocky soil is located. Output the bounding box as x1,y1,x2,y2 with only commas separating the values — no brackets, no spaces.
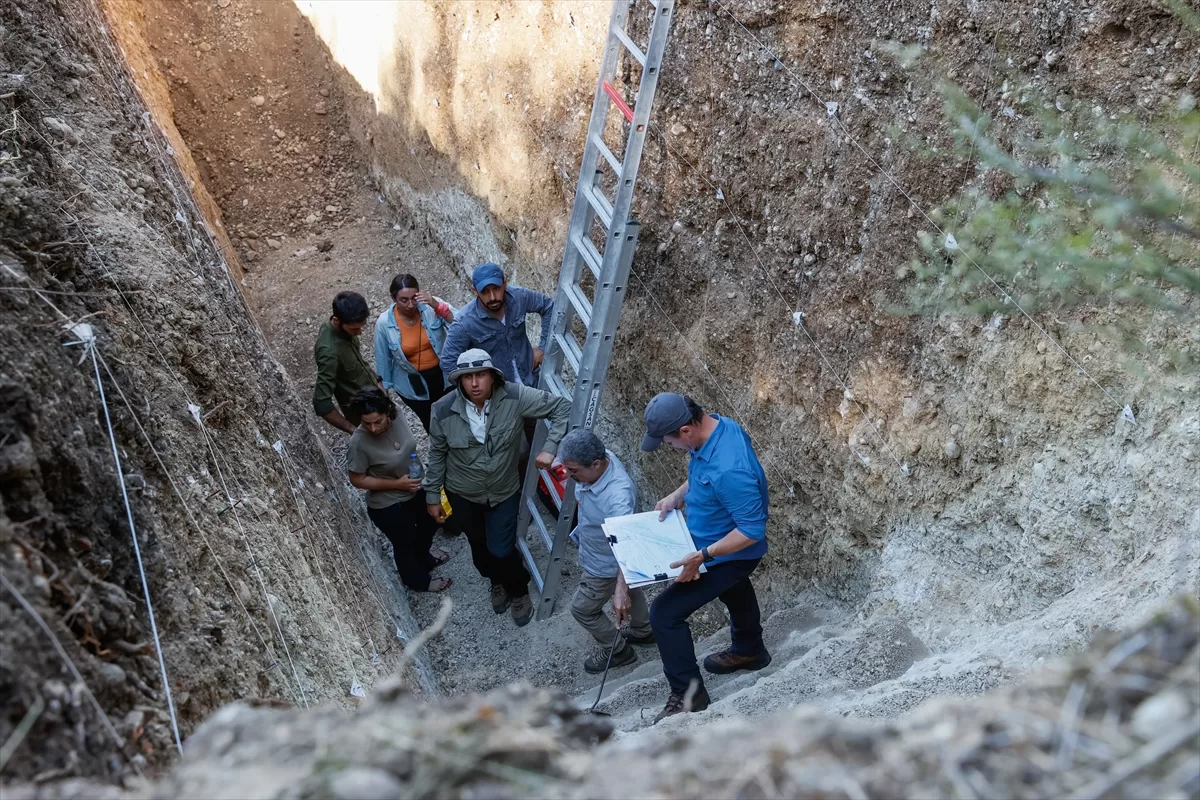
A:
0,0,433,785
40,597,1198,800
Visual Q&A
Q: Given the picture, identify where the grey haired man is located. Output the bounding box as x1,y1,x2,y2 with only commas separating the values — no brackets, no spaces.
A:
558,428,654,672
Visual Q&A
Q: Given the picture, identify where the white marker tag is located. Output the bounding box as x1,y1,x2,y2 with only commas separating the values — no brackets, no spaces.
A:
187,403,203,427
349,681,366,698
945,233,958,250
1121,405,1136,425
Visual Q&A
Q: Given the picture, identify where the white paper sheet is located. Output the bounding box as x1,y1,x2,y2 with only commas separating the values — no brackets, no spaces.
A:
602,510,705,588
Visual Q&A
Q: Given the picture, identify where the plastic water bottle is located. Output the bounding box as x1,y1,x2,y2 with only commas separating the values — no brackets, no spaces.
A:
408,453,423,480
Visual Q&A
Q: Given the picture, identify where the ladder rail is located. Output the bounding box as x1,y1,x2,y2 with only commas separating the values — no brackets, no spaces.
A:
515,0,675,620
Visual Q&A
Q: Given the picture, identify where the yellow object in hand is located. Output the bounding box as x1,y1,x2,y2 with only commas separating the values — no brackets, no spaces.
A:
440,489,452,518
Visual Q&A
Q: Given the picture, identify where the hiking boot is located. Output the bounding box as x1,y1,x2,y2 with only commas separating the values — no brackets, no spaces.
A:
652,686,711,724
626,630,656,646
584,642,636,674
702,647,772,675
490,584,510,615
510,594,533,627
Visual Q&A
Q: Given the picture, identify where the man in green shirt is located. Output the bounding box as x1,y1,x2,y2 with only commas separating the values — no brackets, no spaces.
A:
424,349,571,626
313,291,382,433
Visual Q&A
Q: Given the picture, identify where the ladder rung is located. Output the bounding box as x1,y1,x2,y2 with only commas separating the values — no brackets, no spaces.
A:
601,81,635,123
570,231,604,279
555,331,582,374
525,496,554,552
564,282,593,328
582,183,614,229
612,25,646,67
515,536,544,593
546,371,570,399
591,133,622,175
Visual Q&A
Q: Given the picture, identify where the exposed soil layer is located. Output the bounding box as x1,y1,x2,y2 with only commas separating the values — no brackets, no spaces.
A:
1,0,432,785
127,599,1200,799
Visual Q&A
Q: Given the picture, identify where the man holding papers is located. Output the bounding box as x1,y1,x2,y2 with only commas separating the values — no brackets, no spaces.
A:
640,392,771,724
557,429,655,673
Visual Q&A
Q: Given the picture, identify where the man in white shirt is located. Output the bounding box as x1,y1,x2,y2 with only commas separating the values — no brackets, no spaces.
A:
558,429,654,672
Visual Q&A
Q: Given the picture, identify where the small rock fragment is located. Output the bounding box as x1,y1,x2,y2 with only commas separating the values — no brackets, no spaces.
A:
250,95,265,107
1131,690,1191,739
42,117,81,144
199,42,213,53
317,239,334,253
329,768,404,800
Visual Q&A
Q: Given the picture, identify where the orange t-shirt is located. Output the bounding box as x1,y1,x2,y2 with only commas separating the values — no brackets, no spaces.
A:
395,308,439,371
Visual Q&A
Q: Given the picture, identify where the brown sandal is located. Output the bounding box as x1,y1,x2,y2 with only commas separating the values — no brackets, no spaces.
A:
427,577,453,593
430,548,451,567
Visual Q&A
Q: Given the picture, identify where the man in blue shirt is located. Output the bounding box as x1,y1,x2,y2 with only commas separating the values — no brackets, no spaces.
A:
639,392,771,724
439,263,554,389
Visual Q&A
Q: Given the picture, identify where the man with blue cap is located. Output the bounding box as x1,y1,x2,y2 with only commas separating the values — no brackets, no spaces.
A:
439,263,554,390
637,392,772,724
440,263,555,477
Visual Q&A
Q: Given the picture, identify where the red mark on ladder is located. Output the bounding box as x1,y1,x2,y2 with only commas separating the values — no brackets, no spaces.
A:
602,81,635,123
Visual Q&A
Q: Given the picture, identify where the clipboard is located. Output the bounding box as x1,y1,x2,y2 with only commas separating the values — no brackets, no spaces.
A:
602,509,706,588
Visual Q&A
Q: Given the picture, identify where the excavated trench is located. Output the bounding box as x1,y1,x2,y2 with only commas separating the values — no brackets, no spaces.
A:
1,0,1198,795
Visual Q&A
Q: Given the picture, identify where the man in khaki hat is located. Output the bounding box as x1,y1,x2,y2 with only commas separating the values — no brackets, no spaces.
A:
424,348,571,626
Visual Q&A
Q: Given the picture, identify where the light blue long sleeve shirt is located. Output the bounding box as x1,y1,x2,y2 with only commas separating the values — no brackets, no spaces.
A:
372,301,452,401
439,287,553,387
570,450,637,578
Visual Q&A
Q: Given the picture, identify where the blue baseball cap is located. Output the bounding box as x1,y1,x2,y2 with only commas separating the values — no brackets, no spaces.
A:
472,263,505,292
641,392,696,451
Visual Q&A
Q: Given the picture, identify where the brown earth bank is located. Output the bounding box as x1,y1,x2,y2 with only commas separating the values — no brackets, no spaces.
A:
1,0,434,786
10,596,1199,800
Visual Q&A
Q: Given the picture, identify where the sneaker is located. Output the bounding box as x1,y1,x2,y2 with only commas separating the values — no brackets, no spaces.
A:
490,584,510,615
584,642,636,674
510,594,533,627
626,630,656,646
702,647,772,675
652,686,711,724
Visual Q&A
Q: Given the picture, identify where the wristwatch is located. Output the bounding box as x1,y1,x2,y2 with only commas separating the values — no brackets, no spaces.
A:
701,546,714,563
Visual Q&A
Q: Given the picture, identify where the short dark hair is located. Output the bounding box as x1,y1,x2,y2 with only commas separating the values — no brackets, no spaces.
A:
348,387,396,419
331,291,369,324
668,396,705,438
388,273,420,298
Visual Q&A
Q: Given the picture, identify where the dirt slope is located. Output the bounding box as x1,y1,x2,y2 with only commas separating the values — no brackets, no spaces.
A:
137,598,1198,800
0,0,432,784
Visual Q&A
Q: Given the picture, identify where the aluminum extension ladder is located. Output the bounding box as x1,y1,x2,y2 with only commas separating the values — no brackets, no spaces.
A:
515,0,676,621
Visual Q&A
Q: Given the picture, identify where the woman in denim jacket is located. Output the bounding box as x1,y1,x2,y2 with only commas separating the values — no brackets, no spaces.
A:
374,273,455,431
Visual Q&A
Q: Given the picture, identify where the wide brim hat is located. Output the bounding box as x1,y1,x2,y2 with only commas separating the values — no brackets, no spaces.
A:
448,348,506,384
